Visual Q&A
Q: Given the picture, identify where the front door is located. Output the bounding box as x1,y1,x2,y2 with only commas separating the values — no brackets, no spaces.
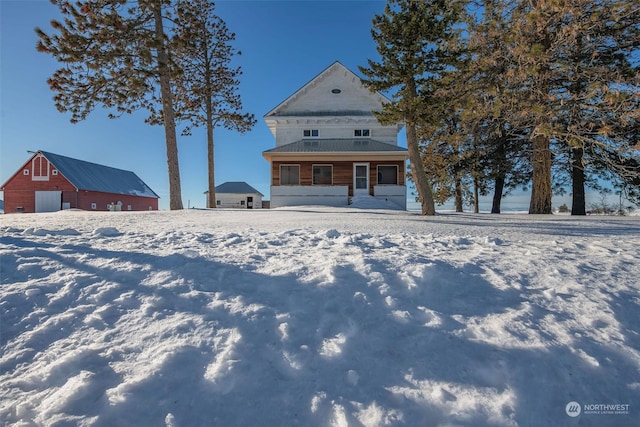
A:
247,196,253,209
353,163,369,196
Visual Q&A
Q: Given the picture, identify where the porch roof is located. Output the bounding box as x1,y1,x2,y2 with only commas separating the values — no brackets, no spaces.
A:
263,139,408,155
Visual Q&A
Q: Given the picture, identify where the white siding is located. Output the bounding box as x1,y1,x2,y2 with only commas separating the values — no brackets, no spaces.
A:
373,185,407,210
273,121,397,147
270,186,348,208
216,193,262,209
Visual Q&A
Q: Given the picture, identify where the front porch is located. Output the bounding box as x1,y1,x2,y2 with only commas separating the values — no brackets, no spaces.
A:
270,184,406,209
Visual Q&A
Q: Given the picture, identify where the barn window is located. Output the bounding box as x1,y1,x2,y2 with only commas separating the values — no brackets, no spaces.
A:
52,170,58,175
23,169,29,175
377,165,398,185
280,165,300,185
313,165,332,185
31,154,50,181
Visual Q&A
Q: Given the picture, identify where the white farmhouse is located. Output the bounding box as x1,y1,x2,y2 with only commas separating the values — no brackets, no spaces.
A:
262,61,408,209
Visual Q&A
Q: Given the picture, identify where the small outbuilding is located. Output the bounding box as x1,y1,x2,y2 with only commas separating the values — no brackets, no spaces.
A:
210,181,263,209
1,150,159,213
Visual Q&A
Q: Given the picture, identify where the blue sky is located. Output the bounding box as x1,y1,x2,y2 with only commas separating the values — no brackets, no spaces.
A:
0,0,620,212
1,0,391,210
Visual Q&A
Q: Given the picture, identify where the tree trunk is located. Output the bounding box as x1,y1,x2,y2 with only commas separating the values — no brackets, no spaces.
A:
205,74,216,208
153,3,183,210
454,175,463,212
207,118,216,209
406,79,435,216
529,134,552,214
407,123,436,215
491,176,504,214
473,176,480,213
571,147,586,215
491,133,507,214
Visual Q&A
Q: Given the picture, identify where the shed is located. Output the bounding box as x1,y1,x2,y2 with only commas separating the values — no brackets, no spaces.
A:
1,150,159,213
210,181,263,209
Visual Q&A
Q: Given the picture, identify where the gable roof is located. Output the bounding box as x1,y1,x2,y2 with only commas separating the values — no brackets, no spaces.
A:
264,61,390,118
37,151,158,198
263,139,408,154
215,181,263,196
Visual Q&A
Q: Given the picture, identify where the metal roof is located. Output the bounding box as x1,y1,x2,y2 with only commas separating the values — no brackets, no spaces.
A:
40,151,159,198
263,139,408,154
215,181,263,196
269,110,376,117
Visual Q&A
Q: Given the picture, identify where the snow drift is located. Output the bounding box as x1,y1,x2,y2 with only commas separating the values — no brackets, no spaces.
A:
1,208,639,426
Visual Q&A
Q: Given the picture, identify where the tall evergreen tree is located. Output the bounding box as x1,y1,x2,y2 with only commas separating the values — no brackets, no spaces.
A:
36,0,184,210
506,0,559,214
550,0,640,214
172,0,255,209
506,0,639,214
360,0,466,216
463,0,532,214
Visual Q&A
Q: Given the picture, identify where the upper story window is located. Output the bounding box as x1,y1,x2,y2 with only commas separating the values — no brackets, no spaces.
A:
303,129,319,137
354,129,370,137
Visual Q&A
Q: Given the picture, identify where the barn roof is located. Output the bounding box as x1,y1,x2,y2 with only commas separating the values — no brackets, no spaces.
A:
40,151,159,198
215,181,263,196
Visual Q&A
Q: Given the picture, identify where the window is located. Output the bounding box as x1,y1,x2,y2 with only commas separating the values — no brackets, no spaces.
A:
313,165,332,185
52,170,58,175
280,165,300,185
31,155,50,181
303,129,319,137
128,205,132,211
23,169,29,175
241,200,246,206
91,203,97,210
216,200,221,206
377,165,398,185
354,129,370,137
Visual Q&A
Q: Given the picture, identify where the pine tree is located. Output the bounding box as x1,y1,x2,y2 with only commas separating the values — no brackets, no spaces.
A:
36,0,184,210
463,0,529,214
505,0,560,214
360,0,466,216
551,0,640,214
172,0,255,209
506,0,639,214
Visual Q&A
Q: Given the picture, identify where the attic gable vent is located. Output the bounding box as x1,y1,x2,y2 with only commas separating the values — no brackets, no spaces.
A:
331,88,341,94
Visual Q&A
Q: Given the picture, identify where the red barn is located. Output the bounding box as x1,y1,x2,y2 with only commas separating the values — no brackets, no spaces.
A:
1,150,159,213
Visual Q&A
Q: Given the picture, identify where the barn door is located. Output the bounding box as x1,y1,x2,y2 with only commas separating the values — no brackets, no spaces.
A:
35,191,62,213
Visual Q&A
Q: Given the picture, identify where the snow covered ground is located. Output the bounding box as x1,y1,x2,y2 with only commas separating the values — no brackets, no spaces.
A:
1,207,639,426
